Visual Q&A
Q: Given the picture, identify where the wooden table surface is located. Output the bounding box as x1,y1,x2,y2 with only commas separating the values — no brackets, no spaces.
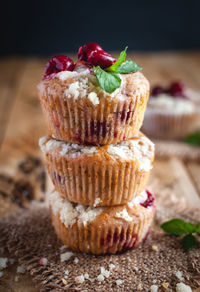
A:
0,52,200,291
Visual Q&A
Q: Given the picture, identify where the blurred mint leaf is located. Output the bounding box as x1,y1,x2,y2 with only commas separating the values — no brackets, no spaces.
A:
196,222,200,235
182,234,196,250
184,132,200,146
116,60,142,74
93,66,121,94
107,46,128,72
161,219,196,235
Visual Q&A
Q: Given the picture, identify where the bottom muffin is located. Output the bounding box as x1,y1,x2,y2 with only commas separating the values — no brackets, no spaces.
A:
49,189,155,254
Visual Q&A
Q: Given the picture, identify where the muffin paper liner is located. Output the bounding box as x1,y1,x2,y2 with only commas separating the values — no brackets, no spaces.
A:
142,109,200,139
50,198,155,255
39,88,149,145
44,141,154,207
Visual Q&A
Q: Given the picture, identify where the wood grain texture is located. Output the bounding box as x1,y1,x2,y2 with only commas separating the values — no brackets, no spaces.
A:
0,53,200,291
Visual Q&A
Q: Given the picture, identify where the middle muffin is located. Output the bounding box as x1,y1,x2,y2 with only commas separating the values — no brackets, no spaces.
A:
39,132,154,207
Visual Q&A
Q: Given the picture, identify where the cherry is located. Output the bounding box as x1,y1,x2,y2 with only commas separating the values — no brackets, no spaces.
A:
78,42,103,61
87,50,116,68
44,55,75,79
151,86,165,96
168,81,185,98
140,190,155,208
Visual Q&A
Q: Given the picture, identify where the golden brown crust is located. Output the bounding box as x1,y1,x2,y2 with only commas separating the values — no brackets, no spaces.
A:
50,196,155,254
38,72,149,145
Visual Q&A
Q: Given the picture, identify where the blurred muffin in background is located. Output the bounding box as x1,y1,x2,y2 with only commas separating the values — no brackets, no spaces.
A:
142,81,200,139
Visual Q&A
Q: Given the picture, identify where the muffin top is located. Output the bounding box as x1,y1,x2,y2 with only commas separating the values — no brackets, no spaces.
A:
39,132,154,172
38,43,149,105
148,82,199,114
49,189,154,227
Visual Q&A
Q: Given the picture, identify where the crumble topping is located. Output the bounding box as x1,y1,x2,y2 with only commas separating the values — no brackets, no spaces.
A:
39,133,154,172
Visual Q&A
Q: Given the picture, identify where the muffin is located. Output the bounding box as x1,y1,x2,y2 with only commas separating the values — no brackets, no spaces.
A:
39,132,154,207
142,81,200,139
49,189,155,254
38,44,149,145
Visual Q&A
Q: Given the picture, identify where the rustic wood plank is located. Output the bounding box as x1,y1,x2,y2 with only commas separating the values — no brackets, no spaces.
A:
0,58,26,146
148,157,200,209
186,162,200,197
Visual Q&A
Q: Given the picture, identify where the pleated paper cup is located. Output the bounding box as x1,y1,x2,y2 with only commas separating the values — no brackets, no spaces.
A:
49,190,156,255
142,108,200,139
39,132,155,207
38,71,149,145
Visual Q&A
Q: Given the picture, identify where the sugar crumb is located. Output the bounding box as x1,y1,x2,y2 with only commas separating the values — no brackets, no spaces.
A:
75,274,85,284
116,279,123,286
17,266,25,274
97,274,104,282
84,273,89,279
152,245,159,252
74,257,79,264
100,266,110,278
175,271,185,281
150,284,159,292
134,266,139,271
60,251,73,262
176,282,192,292
109,263,115,270
0,258,8,270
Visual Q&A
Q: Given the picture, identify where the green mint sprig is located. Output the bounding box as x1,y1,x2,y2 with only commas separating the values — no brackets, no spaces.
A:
184,132,200,146
161,218,200,250
93,46,142,94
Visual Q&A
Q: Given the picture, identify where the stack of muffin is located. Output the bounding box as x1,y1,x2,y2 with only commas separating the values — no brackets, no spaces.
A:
38,51,155,255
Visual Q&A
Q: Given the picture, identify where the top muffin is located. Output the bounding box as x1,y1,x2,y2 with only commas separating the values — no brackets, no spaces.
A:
38,43,149,145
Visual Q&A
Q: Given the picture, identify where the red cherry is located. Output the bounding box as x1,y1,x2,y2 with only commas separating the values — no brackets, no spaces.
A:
168,81,184,97
44,55,75,79
140,190,155,208
78,42,103,61
151,86,165,96
87,50,116,68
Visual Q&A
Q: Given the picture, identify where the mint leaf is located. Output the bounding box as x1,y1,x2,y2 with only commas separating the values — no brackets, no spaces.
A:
93,66,121,94
196,222,200,235
182,234,196,250
161,219,196,235
184,132,200,146
107,46,128,72
116,60,142,74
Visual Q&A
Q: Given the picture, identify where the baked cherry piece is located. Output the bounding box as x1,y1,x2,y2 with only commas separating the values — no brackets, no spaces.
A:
140,190,155,208
43,55,75,79
168,81,186,98
87,50,116,68
78,42,103,61
151,86,165,96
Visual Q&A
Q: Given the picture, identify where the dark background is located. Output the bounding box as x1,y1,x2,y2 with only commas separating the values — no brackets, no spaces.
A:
1,0,200,56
